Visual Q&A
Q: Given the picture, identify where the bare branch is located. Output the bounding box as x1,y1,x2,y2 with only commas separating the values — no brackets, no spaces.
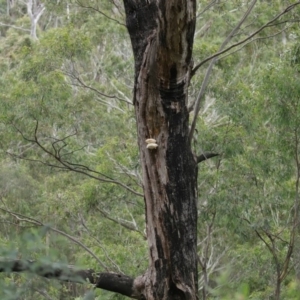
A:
0,208,108,271
10,121,143,198
110,0,124,17
196,153,219,164
0,22,31,32
189,0,258,143
0,258,137,298
280,129,300,281
78,214,124,274
197,0,217,18
96,207,146,239
218,26,291,61
106,151,142,188
192,1,300,76
66,71,133,106
76,0,125,27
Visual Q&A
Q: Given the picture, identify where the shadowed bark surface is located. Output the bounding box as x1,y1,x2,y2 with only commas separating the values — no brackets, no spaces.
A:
124,1,198,299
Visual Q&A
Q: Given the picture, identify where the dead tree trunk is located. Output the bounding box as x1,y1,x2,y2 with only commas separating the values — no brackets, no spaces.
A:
123,1,198,299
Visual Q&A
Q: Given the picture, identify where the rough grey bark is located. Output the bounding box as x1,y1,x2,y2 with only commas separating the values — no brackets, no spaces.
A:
123,1,198,299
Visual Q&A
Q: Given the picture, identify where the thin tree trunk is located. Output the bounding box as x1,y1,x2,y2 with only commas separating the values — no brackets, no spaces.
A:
274,277,281,300
26,0,45,40
124,1,198,299
7,0,13,15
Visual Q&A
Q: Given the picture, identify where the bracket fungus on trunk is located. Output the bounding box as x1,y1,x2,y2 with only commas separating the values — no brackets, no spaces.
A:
146,138,158,150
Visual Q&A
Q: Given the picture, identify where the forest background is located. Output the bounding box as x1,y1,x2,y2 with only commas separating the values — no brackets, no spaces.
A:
1,0,300,299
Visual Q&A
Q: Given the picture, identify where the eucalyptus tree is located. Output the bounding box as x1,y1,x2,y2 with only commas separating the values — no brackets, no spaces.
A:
1,1,300,300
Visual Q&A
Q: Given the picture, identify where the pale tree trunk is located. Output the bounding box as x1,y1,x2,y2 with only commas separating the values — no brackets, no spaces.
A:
7,0,15,15
26,0,45,40
123,1,198,299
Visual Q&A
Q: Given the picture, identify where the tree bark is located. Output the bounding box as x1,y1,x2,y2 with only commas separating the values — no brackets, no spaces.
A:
123,1,198,299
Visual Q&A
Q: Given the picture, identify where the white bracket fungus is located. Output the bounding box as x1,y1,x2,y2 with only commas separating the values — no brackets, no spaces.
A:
146,138,158,149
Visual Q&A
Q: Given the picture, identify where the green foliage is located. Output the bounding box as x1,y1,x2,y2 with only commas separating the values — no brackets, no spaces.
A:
0,1,140,299
1,0,300,299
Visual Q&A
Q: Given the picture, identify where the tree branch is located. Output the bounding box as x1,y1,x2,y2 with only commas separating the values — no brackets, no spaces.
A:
78,213,124,274
75,0,125,27
189,0,257,143
0,208,109,271
218,26,291,61
0,22,31,32
9,121,143,198
196,0,217,18
0,259,138,299
196,153,219,164
65,69,133,106
191,1,300,76
96,207,146,239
